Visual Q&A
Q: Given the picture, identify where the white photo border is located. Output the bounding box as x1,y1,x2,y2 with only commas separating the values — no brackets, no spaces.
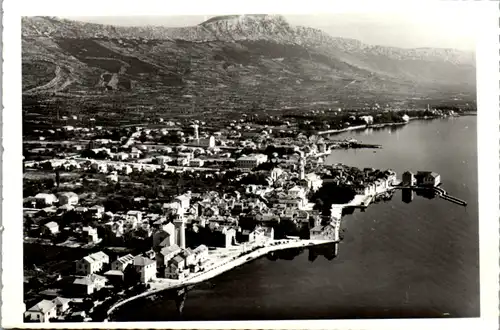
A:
3,0,499,329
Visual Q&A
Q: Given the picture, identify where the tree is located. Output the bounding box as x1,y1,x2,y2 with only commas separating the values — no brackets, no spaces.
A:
314,198,324,211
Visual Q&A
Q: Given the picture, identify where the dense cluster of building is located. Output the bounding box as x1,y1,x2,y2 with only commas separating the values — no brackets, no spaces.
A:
24,113,421,323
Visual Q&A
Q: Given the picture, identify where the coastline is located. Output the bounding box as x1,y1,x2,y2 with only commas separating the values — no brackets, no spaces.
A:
106,238,335,320
317,121,408,135
316,113,473,136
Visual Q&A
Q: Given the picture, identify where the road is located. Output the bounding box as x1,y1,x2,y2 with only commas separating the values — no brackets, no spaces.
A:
106,238,335,318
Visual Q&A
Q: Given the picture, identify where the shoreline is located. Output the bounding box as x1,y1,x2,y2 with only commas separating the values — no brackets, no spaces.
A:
317,121,408,135
316,114,472,136
106,238,335,320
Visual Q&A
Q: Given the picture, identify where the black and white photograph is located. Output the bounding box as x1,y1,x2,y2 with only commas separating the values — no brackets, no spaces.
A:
2,0,499,328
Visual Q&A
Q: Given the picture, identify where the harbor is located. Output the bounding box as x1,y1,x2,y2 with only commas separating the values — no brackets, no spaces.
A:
107,116,480,321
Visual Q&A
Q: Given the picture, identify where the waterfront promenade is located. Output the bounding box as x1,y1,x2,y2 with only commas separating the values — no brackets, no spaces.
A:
106,238,334,319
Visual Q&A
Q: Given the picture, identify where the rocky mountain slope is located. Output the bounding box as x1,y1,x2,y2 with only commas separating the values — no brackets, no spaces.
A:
22,15,476,111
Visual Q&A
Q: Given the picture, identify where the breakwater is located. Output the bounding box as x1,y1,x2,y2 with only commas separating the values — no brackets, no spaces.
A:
395,185,467,206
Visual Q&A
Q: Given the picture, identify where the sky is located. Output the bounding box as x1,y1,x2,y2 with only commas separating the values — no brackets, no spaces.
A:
62,3,479,51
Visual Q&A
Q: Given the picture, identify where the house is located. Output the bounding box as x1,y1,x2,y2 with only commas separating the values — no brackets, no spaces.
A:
89,205,105,219
43,221,59,235
212,226,236,248
263,226,274,239
34,193,58,207
416,171,441,187
113,152,129,161
73,274,107,295
402,171,416,186
106,172,119,183
103,270,125,284
276,186,308,209
193,245,209,263
174,194,191,214
24,299,58,322
121,165,133,175
384,170,397,185
133,256,157,283
126,210,142,223
75,251,110,275
239,227,266,243
157,244,181,268
354,185,370,196
52,297,70,314
90,162,108,173
236,154,268,169
177,157,189,166
304,173,323,192
180,248,196,266
156,156,172,166
58,192,79,206
111,254,134,272
58,204,75,213
197,136,216,148
144,249,156,260
130,148,142,159
82,226,99,243
152,224,176,251
165,255,187,279
75,206,88,214
189,158,205,167
310,223,338,241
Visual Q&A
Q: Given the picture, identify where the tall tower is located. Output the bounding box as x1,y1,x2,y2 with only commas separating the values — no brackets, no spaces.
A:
192,124,199,144
299,151,305,180
174,215,186,249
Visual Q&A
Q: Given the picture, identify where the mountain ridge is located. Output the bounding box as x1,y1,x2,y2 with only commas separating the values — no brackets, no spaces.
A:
22,15,475,63
22,15,476,111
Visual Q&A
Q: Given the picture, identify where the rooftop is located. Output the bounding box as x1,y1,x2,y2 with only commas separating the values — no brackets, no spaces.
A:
160,244,180,256
27,300,56,314
114,254,134,264
133,256,155,267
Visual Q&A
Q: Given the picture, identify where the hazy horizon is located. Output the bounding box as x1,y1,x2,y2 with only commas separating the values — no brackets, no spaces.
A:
59,11,477,51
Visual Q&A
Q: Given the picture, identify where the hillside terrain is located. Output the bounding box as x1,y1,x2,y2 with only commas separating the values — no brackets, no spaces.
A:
22,15,476,118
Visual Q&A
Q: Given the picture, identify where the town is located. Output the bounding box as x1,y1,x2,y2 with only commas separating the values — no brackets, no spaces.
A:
22,109,466,323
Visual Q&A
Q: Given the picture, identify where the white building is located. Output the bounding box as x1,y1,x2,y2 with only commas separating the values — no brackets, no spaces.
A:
82,226,99,243
113,152,129,161
43,221,59,235
89,205,105,219
304,173,323,192
174,194,191,214
24,300,58,322
58,192,79,206
111,254,134,272
73,274,107,295
34,193,58,206
133,256,157,283
126,210,142,223
418,171,441,187
156,156,172,165
157,244,181,268
236,154,268,169
76,251,109,275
